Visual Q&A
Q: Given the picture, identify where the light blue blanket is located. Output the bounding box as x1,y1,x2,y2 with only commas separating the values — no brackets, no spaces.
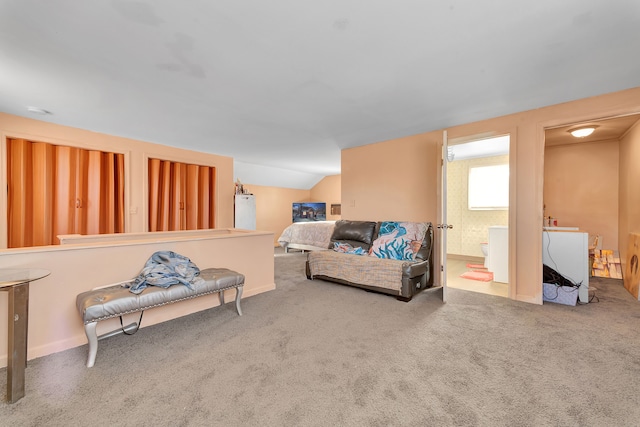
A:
126,251,204,294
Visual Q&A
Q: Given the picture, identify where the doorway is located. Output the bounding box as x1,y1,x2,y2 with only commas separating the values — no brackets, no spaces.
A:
543,113,640,288
445,134,510,298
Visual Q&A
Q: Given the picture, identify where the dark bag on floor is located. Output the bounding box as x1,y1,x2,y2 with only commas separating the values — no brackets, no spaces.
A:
543,264,579,288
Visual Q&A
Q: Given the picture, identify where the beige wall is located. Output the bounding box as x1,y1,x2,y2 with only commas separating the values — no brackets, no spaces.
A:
341,87,640,304
0,112,235,246
248,184,310,245
544,140,619,250
247,174,341,246
619,120,640,263
447,155,509,257
342,133,440,222
310,174,342,221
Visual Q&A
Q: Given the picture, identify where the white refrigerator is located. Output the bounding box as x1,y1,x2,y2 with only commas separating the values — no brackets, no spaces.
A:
234,194,256,230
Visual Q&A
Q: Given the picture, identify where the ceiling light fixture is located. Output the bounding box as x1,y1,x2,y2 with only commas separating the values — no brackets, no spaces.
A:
569,126,596,138
26,106,52,115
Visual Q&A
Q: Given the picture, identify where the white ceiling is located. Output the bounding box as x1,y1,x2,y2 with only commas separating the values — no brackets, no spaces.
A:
1,1,639,189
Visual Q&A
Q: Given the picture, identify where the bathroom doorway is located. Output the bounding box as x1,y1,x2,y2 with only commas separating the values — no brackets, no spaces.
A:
445,134,510,298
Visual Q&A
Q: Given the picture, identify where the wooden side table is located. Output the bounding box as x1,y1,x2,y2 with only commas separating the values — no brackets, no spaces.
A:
0,268,50,403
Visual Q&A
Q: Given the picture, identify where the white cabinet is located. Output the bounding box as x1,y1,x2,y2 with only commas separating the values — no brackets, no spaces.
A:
488,226,509,283
234,194,256,230
542,230,589,303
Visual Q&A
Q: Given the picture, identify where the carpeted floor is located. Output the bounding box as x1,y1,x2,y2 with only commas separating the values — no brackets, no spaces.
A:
1,250,640,426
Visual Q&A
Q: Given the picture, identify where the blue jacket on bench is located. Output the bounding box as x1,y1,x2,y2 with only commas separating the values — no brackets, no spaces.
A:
127,250,203,294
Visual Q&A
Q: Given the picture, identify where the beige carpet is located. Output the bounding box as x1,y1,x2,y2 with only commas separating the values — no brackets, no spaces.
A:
1,250,640,426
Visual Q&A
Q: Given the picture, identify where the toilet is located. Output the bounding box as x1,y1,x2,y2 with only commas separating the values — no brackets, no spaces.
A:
480,243,489,267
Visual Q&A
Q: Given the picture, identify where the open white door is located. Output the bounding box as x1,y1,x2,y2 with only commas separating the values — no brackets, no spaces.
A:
438,130,451,302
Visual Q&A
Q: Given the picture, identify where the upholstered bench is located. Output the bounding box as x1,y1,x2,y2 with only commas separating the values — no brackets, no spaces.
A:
76,267,244,367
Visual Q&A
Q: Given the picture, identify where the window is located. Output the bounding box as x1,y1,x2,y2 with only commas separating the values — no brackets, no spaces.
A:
468,164,509,210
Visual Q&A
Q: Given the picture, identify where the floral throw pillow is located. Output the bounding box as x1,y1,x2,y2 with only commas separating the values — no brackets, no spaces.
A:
370,222,427,261
333,242,368,255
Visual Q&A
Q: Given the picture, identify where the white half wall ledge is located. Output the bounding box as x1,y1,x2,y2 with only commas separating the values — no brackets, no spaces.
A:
234,161,327,190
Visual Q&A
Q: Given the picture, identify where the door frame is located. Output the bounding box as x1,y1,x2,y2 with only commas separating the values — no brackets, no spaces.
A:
437,128,517,300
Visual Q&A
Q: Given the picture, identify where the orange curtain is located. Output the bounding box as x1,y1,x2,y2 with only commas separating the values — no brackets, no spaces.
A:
148,158,216,232
6,138,124,248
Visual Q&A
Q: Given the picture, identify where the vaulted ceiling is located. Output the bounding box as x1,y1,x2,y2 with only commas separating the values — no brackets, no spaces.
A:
1,1,639,188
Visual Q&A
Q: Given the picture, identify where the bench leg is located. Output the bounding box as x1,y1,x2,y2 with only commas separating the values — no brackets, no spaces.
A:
220,287,242,316
235,285,243,316
84,322,98,368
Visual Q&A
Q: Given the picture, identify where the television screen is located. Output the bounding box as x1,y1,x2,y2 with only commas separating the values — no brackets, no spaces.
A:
292,202,327,222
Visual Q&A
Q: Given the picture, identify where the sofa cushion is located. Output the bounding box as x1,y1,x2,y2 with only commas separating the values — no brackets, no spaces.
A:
370,222,428,261
329,220,378,251
333,242,368,255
